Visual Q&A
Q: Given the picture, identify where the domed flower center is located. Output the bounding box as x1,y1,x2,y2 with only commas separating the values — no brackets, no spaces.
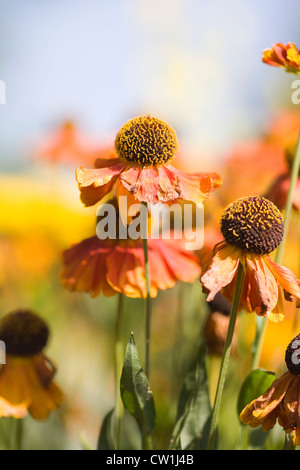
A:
114,115,178,166
0,310,49,356
285,333,300,375
220,196,284,254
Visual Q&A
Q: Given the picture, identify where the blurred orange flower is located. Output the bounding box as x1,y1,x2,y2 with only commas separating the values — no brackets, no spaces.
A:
200,197,300,322
36,120,110,166
0,310,64,420
61,234,201,299
264,140,300,212
262,42,300,74
76,115,221,224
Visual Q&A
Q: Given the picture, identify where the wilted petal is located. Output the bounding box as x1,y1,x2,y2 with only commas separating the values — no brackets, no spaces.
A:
200,243,241,302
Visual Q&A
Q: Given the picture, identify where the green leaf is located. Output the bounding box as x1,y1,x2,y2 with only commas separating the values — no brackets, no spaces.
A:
169,342,212,450
120,333,155,435
237,368,276,416
97,408,115,450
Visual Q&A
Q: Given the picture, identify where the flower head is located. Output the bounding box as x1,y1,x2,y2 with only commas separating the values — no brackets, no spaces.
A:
36,120,103,166
240,333,300,447
262,42,300,74
0,310,63,420
61,222,201,300
200,196,300,322
264,140,300,212
75,115,221,223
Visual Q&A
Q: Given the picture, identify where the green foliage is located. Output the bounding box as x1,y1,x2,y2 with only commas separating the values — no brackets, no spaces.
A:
120,333,156,437
169,343,212,450
237,368,276,416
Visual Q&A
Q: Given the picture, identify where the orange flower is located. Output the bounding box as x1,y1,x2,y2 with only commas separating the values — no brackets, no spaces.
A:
0,310,64,420
75,115,221,223
264,140,300,212
61,234,201,299
36,120,109,166
200,196,300,322
240,333,300,447
262,42,300,74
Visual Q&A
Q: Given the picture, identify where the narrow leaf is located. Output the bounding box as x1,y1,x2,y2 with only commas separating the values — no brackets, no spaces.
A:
169,342,212,450
97,408,115,450
120,333,155,435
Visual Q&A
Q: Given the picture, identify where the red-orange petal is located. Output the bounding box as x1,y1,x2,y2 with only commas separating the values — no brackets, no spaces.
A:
61,236,116,297
264,256,300,301
200,243,241,302
76,163,125,206
245,255,279,319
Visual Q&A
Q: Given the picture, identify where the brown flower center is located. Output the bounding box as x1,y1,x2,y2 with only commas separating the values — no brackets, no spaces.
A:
285,333,300,375
114,115,178,166
0,310,49,356
220,196,284,254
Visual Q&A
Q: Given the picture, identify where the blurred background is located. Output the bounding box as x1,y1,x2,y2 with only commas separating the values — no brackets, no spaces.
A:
0,0,300,450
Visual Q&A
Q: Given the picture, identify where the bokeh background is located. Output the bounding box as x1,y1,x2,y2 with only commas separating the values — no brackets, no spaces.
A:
0,0,300,450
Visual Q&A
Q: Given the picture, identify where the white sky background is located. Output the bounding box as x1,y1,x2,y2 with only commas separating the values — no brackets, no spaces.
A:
0,0,299,170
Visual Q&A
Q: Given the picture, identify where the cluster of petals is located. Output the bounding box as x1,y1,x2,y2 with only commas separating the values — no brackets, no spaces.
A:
200,241,300,322
262,42,300,74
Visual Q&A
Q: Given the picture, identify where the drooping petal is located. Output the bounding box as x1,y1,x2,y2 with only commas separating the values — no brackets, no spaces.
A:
149,237,201,284
200,243,241,302
166,165,222,204
105,242,153,298
61,236,116,297
0,397,27,418
76,162,125,206
116,179,141,226
265,256,300,302
0,355,63,420
245,255,280,320
240,372,294,427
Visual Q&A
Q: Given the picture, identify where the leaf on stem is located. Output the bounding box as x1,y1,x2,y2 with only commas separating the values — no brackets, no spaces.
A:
120,332,155,436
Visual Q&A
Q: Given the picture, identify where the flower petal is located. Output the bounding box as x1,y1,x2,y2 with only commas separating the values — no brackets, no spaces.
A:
76,162,125,206
61,236,116,297
200,243,241,302
245,255,280,319
240,372,294,427
264,256,300,302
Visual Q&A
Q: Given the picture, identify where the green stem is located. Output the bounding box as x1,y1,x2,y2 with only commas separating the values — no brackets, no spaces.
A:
250,123,300,371
207,262,246,450
283,434,295,450
15,418,23,450
115,294,124,449
141,202,151,380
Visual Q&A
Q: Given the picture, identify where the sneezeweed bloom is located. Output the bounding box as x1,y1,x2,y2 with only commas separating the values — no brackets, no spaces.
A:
265,140,300,212
36,120,106,166
75,115,221,223
262,42,300,74
240,333,300,447
0,310,63,420
61,202,201,298
200,196,300,322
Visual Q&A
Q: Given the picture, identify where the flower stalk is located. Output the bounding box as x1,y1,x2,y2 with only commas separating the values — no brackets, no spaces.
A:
115,293,124,449
251,125,300,371
207,262,246,450
141,202,151,380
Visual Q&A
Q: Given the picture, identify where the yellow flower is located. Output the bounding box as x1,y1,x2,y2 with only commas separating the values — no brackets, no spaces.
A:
0,310,64,420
